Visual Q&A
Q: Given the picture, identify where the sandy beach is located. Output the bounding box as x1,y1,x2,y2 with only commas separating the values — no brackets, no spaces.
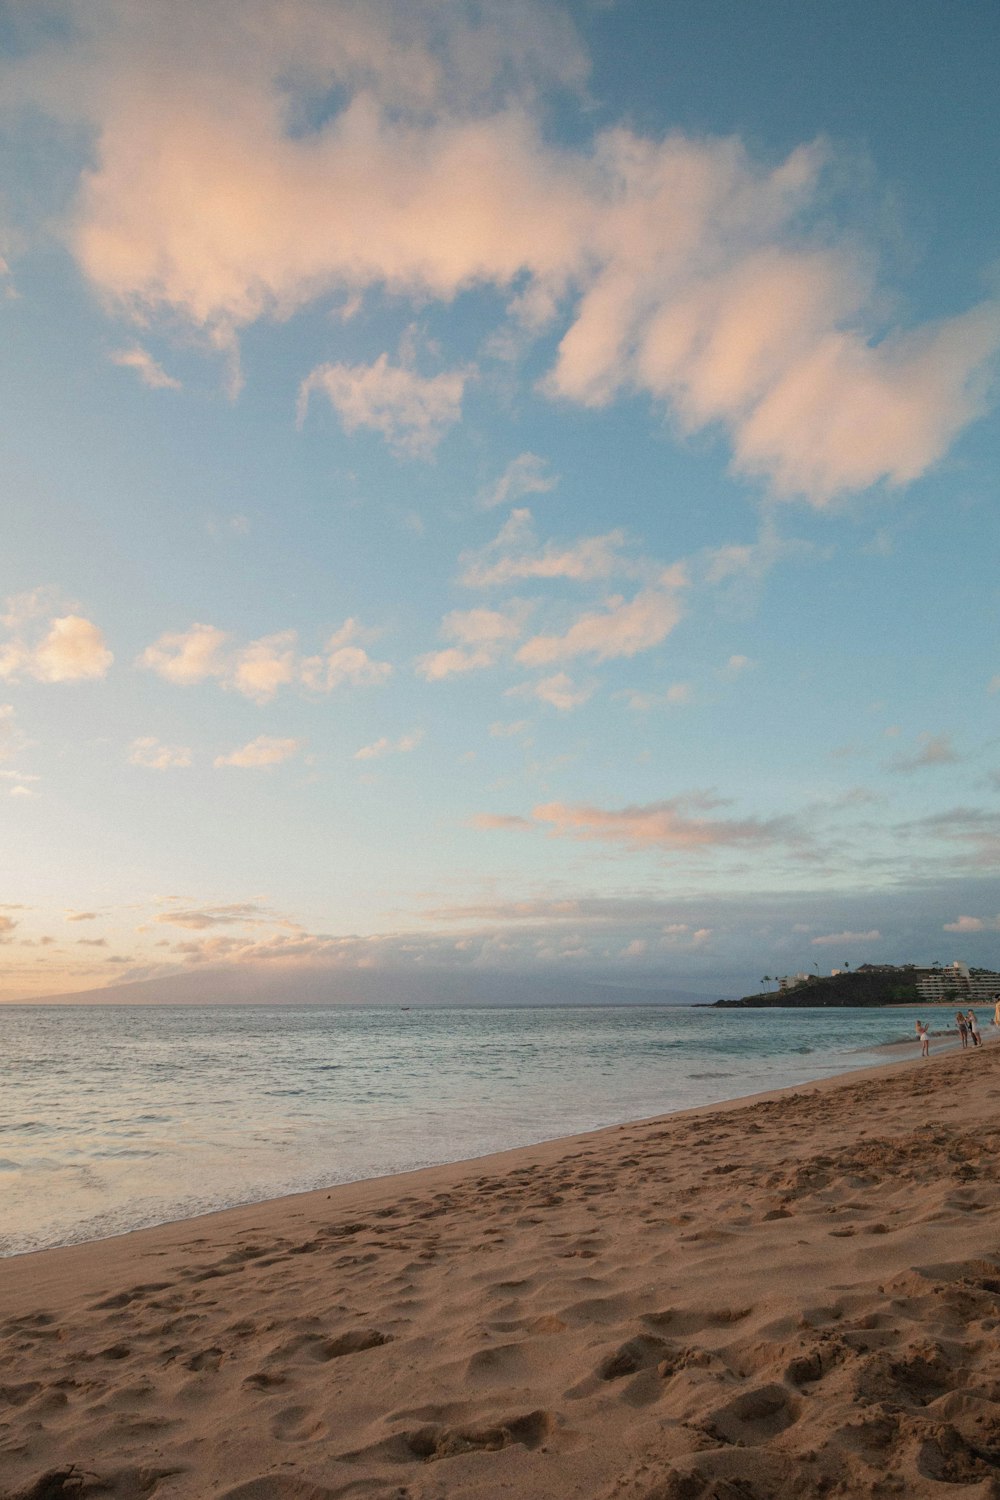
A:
3,1039,1000,1500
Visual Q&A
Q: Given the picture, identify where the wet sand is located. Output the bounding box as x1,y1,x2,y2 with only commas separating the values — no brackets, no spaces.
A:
3,1039,1000,1499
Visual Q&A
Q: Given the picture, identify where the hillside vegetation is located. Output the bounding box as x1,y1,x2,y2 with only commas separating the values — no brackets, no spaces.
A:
715,967,924,1008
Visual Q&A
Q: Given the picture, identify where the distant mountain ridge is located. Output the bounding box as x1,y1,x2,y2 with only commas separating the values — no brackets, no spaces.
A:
12,963,709,1008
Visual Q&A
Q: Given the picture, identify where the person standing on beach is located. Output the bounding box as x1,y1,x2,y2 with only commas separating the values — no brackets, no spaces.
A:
916,1020,930,1058
957,1011,969,1048
993,994,1000,1028
967,1009,982,1047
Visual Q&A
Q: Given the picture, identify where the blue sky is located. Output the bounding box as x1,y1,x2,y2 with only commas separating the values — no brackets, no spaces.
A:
1,0,998,1002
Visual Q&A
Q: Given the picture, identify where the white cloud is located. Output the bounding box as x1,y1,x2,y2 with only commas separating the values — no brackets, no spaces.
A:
416,645,497,682
306,642,392,691
460,509,631,588
415,602,529,680
516,587,682,667
34,615,113,682
943,914,1000,933
299,354,468,457
139,623,229,685
810,930,881,946
354,729,423,760
141,619,390,699
128,736,193,770
230,631,298,703
477,452,558,510
7,3,999,505
441,605,529,645
523,672,594,712
0,606,113,684
110,344,181,389
214,735,302,768
489,719,530,738
621,681,693,710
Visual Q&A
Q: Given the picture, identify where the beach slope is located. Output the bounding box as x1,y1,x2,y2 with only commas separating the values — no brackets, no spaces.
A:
3,1046,1000,1499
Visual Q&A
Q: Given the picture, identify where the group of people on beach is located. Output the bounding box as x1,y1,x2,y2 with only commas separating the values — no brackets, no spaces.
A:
915,997,1000,1058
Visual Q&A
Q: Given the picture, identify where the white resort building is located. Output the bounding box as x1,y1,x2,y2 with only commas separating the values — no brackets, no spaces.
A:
911,961,1000,1003
772,960,1000,1001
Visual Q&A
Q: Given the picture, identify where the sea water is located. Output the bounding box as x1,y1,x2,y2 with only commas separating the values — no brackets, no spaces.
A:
0,1002,958,1256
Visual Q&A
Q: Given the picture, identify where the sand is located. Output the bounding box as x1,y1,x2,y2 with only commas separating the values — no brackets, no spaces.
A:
3,1038,1000,1500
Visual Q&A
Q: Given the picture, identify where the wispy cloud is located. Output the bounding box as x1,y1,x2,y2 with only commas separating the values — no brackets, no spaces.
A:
476,792,804,853
704,517,819,588
214,736,301,768
109,345,181,390
619,682,693,711
514,671,595,712
888,732,959,773
299,354,468,457
154,902,278,931
460,509,632,588
810,929,881,946
477,453,558,510
899,806,1000,869
128,737,193,770
489,719,530,738
516,587,682,667
355,729,424,760
416,603,530,681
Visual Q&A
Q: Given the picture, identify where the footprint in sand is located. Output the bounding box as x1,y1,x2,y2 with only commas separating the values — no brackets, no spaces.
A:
89,1283,172,1311
700,1382,801,1445
271,1403,328,1442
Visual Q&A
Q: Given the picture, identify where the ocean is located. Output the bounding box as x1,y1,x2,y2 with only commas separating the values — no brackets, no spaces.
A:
0,1001,959,1257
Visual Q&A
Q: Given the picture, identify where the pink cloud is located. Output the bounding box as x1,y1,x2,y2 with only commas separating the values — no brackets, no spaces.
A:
141,620,390,700
472,793,803,853
11,4,998,500
299,354,468,457
213,735,301,768
0,611,113,684
516,588,682,667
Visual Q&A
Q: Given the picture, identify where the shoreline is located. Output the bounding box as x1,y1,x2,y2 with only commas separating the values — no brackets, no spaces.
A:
5,1008,977,1266
4,1037,1000,1496
5,1019,979,1267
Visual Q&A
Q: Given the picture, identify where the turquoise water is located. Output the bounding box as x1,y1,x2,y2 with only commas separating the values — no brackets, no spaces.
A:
0,1002,957,1256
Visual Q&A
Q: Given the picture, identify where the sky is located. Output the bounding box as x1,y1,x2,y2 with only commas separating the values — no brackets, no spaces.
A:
1,0,999,1004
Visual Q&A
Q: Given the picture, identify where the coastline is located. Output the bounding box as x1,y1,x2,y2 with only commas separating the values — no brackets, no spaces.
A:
4,1003,960,1262
4,1039,1000,1497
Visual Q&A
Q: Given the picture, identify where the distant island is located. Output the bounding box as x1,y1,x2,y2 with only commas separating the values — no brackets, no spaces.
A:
715,960,1000,1008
